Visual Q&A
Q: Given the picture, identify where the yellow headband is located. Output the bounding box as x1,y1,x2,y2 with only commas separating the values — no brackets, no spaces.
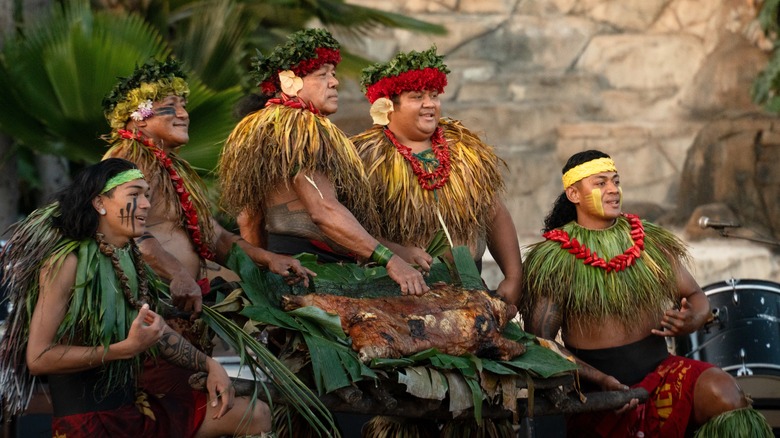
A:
562,157,617,189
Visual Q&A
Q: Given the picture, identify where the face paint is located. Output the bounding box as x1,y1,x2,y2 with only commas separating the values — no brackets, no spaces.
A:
119,200,138,233
588,188,605,217
154,106,176,117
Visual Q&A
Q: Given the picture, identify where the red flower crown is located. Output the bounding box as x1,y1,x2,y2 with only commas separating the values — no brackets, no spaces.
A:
364,67,448,103
259,47,341,95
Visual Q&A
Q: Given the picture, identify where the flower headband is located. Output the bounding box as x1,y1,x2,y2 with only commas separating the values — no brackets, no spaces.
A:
562,157,617,189
360,46,450,104
252,28,341,96
101,169,145,194
103,59,190,131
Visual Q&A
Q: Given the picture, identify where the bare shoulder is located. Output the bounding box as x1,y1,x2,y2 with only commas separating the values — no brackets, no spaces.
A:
40,252,78,299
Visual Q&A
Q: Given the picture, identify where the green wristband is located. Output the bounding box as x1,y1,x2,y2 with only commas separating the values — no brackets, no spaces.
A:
370,243,394,267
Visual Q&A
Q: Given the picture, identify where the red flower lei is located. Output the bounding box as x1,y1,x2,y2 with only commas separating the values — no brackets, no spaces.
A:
384,127,451,191
117,129,216,261
265,93,320,114
543,213,645,273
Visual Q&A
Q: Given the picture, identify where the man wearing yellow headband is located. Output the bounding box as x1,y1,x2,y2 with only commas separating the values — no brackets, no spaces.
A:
522,150,771,437
219,29,428,296
351,46,522,307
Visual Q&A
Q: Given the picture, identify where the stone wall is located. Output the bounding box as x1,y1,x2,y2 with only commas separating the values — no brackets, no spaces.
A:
331,0,780,285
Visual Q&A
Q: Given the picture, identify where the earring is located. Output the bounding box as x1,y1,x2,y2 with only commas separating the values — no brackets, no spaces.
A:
99,208,107,216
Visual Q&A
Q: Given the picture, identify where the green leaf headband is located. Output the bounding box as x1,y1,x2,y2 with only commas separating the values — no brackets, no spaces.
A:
101,169,145,194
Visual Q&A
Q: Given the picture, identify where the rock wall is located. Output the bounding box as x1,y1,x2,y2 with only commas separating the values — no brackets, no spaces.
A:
331,0,780,284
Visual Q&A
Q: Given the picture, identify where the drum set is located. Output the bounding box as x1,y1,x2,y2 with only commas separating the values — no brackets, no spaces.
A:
675,278,780,430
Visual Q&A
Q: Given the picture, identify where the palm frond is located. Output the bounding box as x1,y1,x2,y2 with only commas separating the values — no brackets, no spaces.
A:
303,0,447,36
0,0,240,169
170,0,251,90
224,243,576,424
200,306,338,436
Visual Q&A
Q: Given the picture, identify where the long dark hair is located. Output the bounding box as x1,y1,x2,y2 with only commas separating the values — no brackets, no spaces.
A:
542,150,611,232
52,158,140,240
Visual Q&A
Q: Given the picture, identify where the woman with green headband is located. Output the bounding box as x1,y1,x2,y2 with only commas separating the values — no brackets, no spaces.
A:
0,159,272,437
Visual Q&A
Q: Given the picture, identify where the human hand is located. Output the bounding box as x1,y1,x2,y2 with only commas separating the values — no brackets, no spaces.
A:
126,304,165,353
599,374,639,415
386,255,430,296
496,278,521,308
394,246,433,273
267,254,315,287
651,298,696,337
205,357,235,419
169,274,203,317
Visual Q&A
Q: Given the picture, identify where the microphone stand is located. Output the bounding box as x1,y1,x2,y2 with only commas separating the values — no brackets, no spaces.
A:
714,229,780,247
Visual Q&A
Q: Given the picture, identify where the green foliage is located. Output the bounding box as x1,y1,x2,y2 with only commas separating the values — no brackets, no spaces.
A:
0,0,241,168
753,0,780,111
224,244,577,423
758,0,780,37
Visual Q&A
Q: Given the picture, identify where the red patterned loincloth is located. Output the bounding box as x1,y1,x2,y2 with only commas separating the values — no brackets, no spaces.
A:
567,355,714,437
52,389,207,438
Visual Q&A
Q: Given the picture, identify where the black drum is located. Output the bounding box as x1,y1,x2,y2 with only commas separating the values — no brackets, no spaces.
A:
676,278,780,429
676,278,780,377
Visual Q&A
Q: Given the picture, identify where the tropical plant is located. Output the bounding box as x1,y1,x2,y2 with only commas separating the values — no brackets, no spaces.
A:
0,1,242,170
0,0,446,220
752,0,780,110
93,0,447,91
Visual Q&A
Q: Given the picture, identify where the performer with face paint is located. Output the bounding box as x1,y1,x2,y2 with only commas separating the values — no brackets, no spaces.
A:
102,58,312,317
101,58,308,426
522,150,772,437
0,159,272,437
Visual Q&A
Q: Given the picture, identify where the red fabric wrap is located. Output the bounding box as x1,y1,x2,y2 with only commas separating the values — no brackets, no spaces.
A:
197,277,211,295
567,355,715,437
51,388,207,438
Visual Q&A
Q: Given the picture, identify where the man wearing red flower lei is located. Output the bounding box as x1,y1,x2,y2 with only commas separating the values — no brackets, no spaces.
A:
350,47,522,308
101,58,313,408
219,29,428,296
522,150,771,437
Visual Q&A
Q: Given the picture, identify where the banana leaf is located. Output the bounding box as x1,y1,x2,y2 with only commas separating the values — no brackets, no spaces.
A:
222,243,576,423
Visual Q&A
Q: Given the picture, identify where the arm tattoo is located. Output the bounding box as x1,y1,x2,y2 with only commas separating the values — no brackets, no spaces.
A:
528,298,563,340
158,330,208,372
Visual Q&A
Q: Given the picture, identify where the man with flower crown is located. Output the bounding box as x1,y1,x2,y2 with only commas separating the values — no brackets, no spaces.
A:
101,58,313,414
218,28,428,296
522,149,772,437
350,46,522,308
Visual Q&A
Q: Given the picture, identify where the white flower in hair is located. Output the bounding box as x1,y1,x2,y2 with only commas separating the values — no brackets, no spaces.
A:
370,97,394,126
130,99,154,121
279,70,303,97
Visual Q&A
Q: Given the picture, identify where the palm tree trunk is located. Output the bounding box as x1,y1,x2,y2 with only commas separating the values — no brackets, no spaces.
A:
0,0,18,235
35,154,70,202
0,0,55,233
